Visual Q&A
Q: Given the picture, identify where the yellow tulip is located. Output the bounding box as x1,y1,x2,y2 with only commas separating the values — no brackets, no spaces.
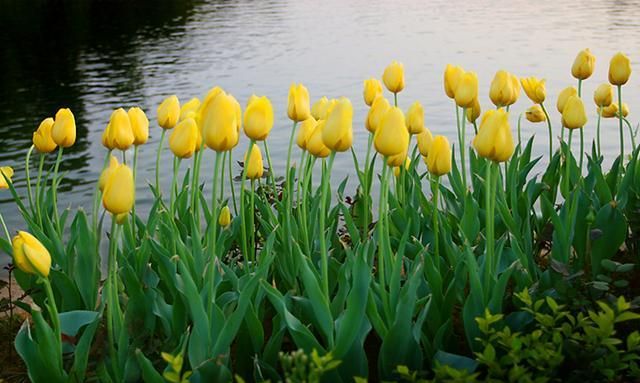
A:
365,96,391,133
157,95,180,129
426,135,452,176
307,120,331,158
382,61,405,93
556,86,577,113
466,98,481,124
102,163,135,215
12,231,51,278
169,118,199,158
0,166,14,189
571,49,596,80
393,157,411,177
311,97,330,120
104,108,134,150
444,64,465,99
363,78,383,106
287,83,311,122
245,144,264,180
416,128,433,157
219,205,231,227
609,52,632,86
561,95,587,130
180,97,201,121
98,156,119,192
198,87,224,126
521,77,546,104
454,71,478,108
33,118,57,153
490,70,519,107
621,102,630,117
115,213,128,225
374,107,409,157
406,101,425,135
128,107,149,145
202,92,239,152
297,117,317,150
599,103,619,118
525,105,546,123
243,95,274,141
51,108,76,148
322,97,353,152
230,94,242,133
509,73,521,105
387,147,408,167
593,83,613,107
473,109,514,163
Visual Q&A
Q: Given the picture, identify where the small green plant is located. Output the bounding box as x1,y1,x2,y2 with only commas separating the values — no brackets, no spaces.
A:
278,349,341,383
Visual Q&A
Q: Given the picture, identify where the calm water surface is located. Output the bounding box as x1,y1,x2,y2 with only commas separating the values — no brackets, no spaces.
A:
2,0,640,267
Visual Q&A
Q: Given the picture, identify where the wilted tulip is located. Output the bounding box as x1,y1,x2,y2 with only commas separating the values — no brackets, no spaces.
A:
202,92,240,152
561,95,587,129
426,136,452,176
157,95,180,129
374,107,409,157
0,166,14,189
363,78,383,106
287,83,311,122
104,108,134,150
219,205,231,227
12,231,51,278
444,64,465,99
128,107,149,145
366,96,391,133
244,95,274,141
307,120,331,158
609,52,632,86
416,128,433,157
169,118,199,158
454,71,478,108
383,61,405,93
571,49,596,80
556,86,578,113
245,144,264,180
525,105,546,123
521,77,546,104
51,108,76,148
406,101,425,135
322,97,353,152
473,109,515,163
33,118,57,153
102,164,135,215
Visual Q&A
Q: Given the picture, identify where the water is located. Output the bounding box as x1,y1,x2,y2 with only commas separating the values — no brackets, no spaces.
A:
2,0,640,268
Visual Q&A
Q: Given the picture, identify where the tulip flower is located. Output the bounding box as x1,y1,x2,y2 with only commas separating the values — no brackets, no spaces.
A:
363,78,383,106
594,83,613,107
525,105,546,123
571,49,596,80
599,103,619,118
374,107,409,157
387,148,408,167
33,118,57,153
198,87,224,125
0,166,13,189
12,231,51,277
609,52,632,86
393,157,411,177
466,98,481,125
454,71,478,108
490,70,519,107
98,156,119,192
297,117,317,150
169,118,199,158
406,101,425,135
444,64,465,99
104,108,134,151
51,108,76,148
416,128,433,157
561,96,587,130
556,86,577,114
473,109,514,163
128,107,149,145
102,164,135,215
219,205,231,227
521,77,546,104
382,61,405,95
311,97,331,120
244,95,274,141
157,95,180,129
307,120,331,158
180,97,201,121
287,83,311,122
245,144,263,180
366,96,391,133
322,97,353,152
202,92,240,152
426,135,452,176
509,73,521,105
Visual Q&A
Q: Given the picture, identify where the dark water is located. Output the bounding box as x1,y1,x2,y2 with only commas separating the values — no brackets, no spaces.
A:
2,0,640,267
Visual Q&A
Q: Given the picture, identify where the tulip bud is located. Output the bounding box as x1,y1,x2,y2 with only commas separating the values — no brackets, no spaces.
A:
363,78,383,106
157,95,180,129
102,163,134,215
12,231,51,277
466,98,481,124
128,107,149,145
366,96,391,133
0,166,14,189
382,61,405,93
388,148,408,168
609,52,632,86
473,109,515,163
202,92,240,152
490,70,518,107
243,95,274,141
444,64,465,99
374,107,409,157
287,83,311,122
406,101,425,135
297,117,317,150
169,118,199,158
525,105,546,123
556,86,577,113
593,83,613,107
454,71,478,108
104,108,134,150
51,108,76,148
426,135,452,176
33,118,57,153
323,97,353,152
219,205,231,227
521,77,546,104
561,95,587,130
599,103,619,118
180,97,201,121
311,97,330,120
307,120,331,158
393,157,411,177
571,49,596,80
245,144,264,180
416,128,433,157
99,156,119,192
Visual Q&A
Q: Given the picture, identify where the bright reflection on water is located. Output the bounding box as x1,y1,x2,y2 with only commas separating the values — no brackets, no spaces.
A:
1,0,640,265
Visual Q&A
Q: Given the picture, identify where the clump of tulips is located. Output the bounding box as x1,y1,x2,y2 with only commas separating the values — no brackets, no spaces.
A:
1,50,639,382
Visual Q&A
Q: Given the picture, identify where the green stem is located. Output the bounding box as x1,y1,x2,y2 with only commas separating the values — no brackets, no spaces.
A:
35,154,45,227
623,117,637,151
432,175,440,257
250,179,256,265
577,79,582,97
484,162,494,293
378,159,389,289
319,152,336,299
155,129,167,195
540,103,553,162
210,151,222,259
263,140,278,193
394,93,398,107
0,211,10,242
132,146,138,241
42,278,62,371
228,149,238,215
460,107,467,190
93,151,111,233
240,141,255,267
472,121,478,135
170,156,179,216
579,128,584,174
285,122,298,181
618,85,624,162
191,146,203,224
596,107,602,159
220,151,227,201
106,217,120,380
52,147,64,235
25,145,35,216
517,113,523,148
565,130,574,194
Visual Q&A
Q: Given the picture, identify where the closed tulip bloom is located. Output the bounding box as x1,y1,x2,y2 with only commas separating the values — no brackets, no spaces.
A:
311,97,330,120
509,73,521,105
102,164,135,215
169,118,199,158
609,52,632,86
571,49,596,80
307,120,331,158
556,86,577,113
363,78,383,106
128,107,149,145
51,108,76,148
406,101,425,135
473,109,515,163
561,95,587,129
599,103,619,118
287,83,311,122
383,61,405,93
374,107,409,157
525,105,546,123
593,83,613,107
416,128,433,157
426,136,452,176
388,148,408,168
202,92,239,152
197,87,224,126
521,77,546,104
219,205,231,227
490,70,518,107
230,94,242,133
444,64,465,99
12,231,51,277
105,108,134,150
454,71,478,108
98,156,119,192
0,166,14,189
243,95,274,141
33,118,57,153
323,97,353,152
366,96,391,133
466,98,481,123
157,95,180,129
180,97,201,121
297,117,317,150
245,144,264,180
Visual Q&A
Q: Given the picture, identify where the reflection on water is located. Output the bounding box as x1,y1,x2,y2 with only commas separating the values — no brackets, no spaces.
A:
1,0,640,265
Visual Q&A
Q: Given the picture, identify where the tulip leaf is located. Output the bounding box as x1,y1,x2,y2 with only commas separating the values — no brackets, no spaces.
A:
591,202,627,276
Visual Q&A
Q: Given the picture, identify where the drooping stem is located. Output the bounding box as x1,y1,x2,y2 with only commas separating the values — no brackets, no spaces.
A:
155,129,167,195
540,102,553,162
25,145,35,215
319,152,336,299
432,175,440,257
618,85,625,162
